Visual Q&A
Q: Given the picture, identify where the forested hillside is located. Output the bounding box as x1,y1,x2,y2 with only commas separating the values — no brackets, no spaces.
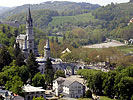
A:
1,2,133,49
0,1,100,19
6,10,59,29
0,6,11,15
93,2,133,40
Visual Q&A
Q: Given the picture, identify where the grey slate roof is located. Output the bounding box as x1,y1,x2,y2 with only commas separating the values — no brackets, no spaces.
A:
16,34,27,40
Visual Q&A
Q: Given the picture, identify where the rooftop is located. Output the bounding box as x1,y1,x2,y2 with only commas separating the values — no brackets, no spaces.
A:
54,75,84,87
23,84,45,93
16,34,27,40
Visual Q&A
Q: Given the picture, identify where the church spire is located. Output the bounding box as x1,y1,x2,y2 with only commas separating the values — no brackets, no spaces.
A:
46,38,50,49
26,5,32,27
44,38,51,60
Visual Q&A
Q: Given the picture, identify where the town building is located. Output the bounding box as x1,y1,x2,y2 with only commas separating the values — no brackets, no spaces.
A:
53,75,85,98
128,18,133,25
37,39,66,74
23,84,46,100
0,89,13,100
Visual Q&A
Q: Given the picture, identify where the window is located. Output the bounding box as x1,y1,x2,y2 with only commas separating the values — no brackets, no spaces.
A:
28,96,30,100
78,86,81,88
78,90,81,93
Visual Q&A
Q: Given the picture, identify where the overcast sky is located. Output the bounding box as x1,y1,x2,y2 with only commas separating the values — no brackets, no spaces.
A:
0,0,129,7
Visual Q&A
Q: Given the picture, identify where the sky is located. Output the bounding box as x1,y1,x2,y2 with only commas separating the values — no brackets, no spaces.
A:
0,0,129,7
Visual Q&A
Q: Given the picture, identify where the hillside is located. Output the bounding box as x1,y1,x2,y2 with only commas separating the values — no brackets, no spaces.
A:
0,1,100,19
0,6,11,15
1,2,133,48
49,13,96,26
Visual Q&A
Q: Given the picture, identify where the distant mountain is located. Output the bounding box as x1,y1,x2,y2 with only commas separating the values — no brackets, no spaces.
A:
0,6,10,15
130,0,133,2
0,1,100,19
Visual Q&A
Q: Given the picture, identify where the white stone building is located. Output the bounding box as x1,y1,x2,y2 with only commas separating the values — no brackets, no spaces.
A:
16,7,38,58
53,75,85,98
23,84,46,100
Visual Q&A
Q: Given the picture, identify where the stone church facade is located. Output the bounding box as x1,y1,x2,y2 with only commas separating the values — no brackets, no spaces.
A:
16,7,36,57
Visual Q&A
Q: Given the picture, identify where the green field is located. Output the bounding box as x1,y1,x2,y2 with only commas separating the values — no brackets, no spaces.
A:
100,96,115,100
78,96,115,100
117,45,133,53
49,13,97,26
48,36,63,42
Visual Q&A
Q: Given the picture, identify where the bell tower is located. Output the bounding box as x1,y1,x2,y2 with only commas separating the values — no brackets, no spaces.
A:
26,7,34,54
44,39,51,60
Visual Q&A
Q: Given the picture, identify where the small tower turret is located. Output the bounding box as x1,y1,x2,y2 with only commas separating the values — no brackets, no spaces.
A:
44,39,50,60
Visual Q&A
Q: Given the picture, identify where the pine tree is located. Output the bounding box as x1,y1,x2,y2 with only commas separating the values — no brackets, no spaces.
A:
0,46,12,71
51,37,54,43
16,52,26,66
14,43,21,58
2,26,6,33
44,58,54,86
63,34,66,42
55,35,58,43
26,52,39,79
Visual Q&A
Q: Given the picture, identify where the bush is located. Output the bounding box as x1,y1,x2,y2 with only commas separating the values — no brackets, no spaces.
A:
85,89,92,98
131,95,133,100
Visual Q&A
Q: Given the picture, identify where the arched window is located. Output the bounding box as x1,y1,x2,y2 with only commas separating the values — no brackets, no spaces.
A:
28,96,30,100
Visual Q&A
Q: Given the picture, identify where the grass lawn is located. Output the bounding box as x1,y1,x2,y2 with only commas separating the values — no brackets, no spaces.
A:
100,96,115,100
49,13,100,27
78,96,115,100
117,45,133,53
78,98,92,100
48,36,63,42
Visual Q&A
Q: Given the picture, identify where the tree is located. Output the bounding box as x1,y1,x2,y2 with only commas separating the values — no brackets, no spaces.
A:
54,70,65,79
32,72,46,89
26,52,39,79
103,71,116,98
2,26,6,33
118,77,133,100
85,90,92,98
51,37,54,43
33,96,46,100
55,35,58,43
0,46,12,71
63,34,66,42
44,58,54,86
5,76,23,95
14,43,21,59
18,65,30,84
16,52,26,66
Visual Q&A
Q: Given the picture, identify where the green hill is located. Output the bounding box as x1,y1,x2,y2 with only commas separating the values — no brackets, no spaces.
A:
0,1,100,19
49,13,95,26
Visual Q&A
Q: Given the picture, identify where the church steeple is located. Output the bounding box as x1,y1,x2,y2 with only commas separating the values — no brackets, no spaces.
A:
26,6,33,27
46,38,50,50
44,38,51,60
26,5,34,54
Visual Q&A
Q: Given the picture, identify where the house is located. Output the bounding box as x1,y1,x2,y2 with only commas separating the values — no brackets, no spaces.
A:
12,95,24,100
53,75,85,98
129,39,133,44
0,89,12,100
23,84,46,100
128,18,133,25
53,77,65,96
62,48,71,54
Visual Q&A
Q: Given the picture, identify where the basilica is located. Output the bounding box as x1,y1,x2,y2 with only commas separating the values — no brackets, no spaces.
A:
16,7,75,75
16,7,37,58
